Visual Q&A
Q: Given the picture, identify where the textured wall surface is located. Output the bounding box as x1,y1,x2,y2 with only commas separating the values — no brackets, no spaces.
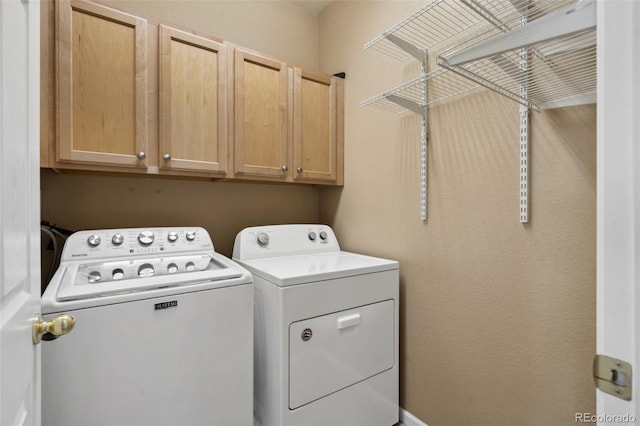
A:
318,2,596,425
109,0,320,68
41,170,318,257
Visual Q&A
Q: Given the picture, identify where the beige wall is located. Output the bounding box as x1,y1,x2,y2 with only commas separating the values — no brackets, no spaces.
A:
108,0,320,68
319,2,596,425
40,0,322,266
41,170,318,257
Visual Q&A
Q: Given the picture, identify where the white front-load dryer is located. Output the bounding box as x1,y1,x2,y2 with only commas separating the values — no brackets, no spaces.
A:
233,224,399,426
41,227,253,426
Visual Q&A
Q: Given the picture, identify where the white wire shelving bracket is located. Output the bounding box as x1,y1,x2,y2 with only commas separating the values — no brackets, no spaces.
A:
361,41,431,221
360,0,494,221
362,0,596,223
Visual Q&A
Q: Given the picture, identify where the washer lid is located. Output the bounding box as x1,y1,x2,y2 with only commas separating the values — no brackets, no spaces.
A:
238,251,398,287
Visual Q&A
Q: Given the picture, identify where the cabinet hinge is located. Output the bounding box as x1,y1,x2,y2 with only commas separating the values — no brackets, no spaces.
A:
593,354,632,401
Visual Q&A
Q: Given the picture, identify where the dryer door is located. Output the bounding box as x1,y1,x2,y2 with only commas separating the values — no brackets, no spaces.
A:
288,299,395,409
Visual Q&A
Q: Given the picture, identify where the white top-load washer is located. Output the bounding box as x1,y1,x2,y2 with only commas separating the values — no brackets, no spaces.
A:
233,224,399,426
41,227,253,426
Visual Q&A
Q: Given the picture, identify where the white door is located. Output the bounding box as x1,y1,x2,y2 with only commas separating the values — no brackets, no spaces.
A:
0,0,42,425
596,0,639,423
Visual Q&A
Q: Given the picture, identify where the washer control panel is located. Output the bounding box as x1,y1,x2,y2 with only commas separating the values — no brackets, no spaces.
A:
233,224,340,260
61,227,213,262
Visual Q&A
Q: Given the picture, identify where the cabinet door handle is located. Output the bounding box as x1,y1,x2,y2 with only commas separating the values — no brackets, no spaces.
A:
137,152,146,160
163,154,171,162
281,165,288,172
297,166,303,174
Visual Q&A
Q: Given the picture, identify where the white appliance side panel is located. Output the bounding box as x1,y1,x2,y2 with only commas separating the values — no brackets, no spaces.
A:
289,300,395,409
41,284,253,426
253,277,286,426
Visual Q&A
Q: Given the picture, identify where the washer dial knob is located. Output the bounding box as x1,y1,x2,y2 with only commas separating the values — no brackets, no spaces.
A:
88,271,101,283
112,233,124,246
87,234,101,247
257,233,269,246
138,231,155,246
186,231,196,241
167,231,178,242
112,269,125,280
138,264,155,277
319,231,328,240
308,232,317,241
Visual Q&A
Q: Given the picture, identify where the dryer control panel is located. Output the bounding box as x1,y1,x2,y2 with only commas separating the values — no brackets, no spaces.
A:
61,227,214,261
233,224,340,261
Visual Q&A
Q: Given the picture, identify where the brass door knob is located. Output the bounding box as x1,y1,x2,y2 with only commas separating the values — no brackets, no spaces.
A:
33,313,75,344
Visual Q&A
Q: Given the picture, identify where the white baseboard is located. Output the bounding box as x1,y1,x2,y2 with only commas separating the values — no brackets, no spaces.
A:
399,408,428,426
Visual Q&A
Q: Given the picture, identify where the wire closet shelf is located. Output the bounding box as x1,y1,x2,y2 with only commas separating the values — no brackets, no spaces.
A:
361,0,594,112
359,69,479,113
437,0,596,111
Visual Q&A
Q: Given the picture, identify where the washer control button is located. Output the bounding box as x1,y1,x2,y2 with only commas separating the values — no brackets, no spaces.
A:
167,231,179,243
308,232,317,241
319,231,328,240
112,269,125,280
185,262,196,272
88,271,102,283
138,264,155,277
111,233,124,246
87,234,101,247
167,263,179,274
138,231,155,246
257,233,269,246
186,231,196,241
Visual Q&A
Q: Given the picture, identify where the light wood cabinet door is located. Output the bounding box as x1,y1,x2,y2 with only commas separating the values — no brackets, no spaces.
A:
56,0,148,168
234,48,289,179
159,25,227,174
293,68,338,183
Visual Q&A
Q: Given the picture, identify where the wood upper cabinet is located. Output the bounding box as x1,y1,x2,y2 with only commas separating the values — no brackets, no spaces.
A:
159,25,227,174
233,50,343,184
293,68,338,183
56,0,148,168
234,48,290,179
44,1,343,184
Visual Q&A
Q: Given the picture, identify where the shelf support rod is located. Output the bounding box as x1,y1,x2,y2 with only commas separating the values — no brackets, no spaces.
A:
461,0,511,32
420,51,428,221
519,2,530,223
385,95,424,115
385,34,425,62
380,34,429,221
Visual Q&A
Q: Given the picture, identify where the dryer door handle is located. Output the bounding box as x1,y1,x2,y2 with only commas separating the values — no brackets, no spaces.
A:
337,313,361,330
